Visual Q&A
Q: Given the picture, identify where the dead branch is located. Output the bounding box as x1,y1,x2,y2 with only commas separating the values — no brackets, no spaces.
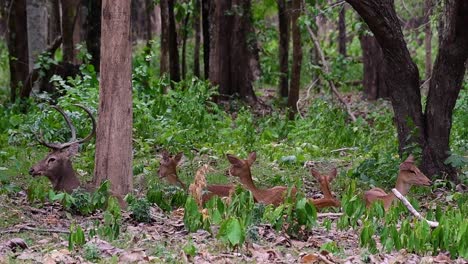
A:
296,78,319,119
317,212,343,217
302,4,357,122
391,188,439,228
0,225,70,235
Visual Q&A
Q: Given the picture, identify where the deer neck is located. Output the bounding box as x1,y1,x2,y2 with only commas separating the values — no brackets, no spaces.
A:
239,171,258,192
395,173,411,196
50,162,80,192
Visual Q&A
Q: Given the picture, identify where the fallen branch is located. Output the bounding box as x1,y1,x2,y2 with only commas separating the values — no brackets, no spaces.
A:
330,147,358,153
302,5,357,122
391,188,439,228
0,225,70,235
317,212,343,218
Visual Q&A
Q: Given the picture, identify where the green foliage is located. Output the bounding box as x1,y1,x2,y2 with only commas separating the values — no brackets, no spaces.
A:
128,198,151,223
95,197,122,241
83,243,101,262
147,183,187,212
69,223,86,250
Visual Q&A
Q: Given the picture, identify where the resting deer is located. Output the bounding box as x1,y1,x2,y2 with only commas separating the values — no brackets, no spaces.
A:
158,151,234,204
227,152,341,208
364,155,432,210
29,105,96,193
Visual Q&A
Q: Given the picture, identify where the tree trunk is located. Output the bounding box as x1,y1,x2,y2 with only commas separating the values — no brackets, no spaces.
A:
85,0,101,72
159,0,169,76
338,5,346,56
94,0,133,199
145,0,153,46
422,0,468,180
423,0,432,81
287,0,302,119
167,0,180,82
209,0,257,103
181,12,190,79
359,33,389,100
277,0,289,99
346,0,467,180
6,0,29,102
47,0,61,44
26,0,48,74
193,0,201,78
202,0,210,79
61,0,80,63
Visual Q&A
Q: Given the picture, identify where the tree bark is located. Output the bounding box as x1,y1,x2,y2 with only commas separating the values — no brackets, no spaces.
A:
277,0,289,99
168,0,180,82
209,0,257,103
338,5,346,56
94,0,133,198
193,0,201,78
346,0,467,180
145,0,153,46
26,0,48,75
61,0,80,63
287,0,302,119
359,33,389,100
181,12,190,79
423,0,468,180
47,0,60,44
85,0,101,72
201,0,210,79
6,0,29,102
159,0,169,76
423,0,432,80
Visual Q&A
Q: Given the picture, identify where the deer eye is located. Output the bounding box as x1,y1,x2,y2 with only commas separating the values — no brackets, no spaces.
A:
47,158,56,163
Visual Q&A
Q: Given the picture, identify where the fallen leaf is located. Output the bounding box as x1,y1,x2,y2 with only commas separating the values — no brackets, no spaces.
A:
301,254,319,263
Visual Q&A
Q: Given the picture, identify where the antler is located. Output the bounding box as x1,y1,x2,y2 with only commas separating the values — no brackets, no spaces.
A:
35,104,96,150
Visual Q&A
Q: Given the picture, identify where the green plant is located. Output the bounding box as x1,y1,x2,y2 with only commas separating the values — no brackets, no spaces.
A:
96,197,122,241
129,198,151,223
69,223,86,250
83,243,101,262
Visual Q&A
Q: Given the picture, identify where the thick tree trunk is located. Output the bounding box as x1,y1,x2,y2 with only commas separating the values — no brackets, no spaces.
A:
85,0,101,72
26,0,48,74
181,12,190,79
346,0,467,180
423,0,432,81
193,0,201,78
277,0,289,99
360,34,389,100
202,0,210,79
167,0,180,82
47,0,60,44
338,5,346,56
6,0,29,102
159,0,169,76
131,0,147,41
94,0,133,199
287,0,302,119
145,0,153,46
61,0,80,63
423,0,468,180
209,0,257,103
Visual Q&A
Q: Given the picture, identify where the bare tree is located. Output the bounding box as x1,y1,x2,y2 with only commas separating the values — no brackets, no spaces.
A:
277,0,290,99
94,0,133,198
193,0,201,78
61,0,80,63
287,0,302,119
85,0,101,72
202,0,210,79
338,5,346,56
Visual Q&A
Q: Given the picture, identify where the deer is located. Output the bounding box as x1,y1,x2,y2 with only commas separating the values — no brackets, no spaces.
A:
157,151,235,204
226,152,341,209
364,155,432,210
29,104,96,193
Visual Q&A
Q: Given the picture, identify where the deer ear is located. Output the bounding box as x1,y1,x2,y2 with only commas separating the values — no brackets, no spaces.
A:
329,168,338,181
310,169,322,180
65,143,79,157
404,155,415,163
247,152,257,164
227,154,243,167
174,152,183,164
161,150,170,161
399,162,413,171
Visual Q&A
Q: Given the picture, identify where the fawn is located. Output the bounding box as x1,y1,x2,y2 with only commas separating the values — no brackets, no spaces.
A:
364,155,432,210
29,105,96,193
226,152,341,208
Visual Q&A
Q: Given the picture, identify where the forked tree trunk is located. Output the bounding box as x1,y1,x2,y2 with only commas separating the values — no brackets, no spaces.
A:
360,33,389,100
61,0,80,63
193,0,201,78
94,0,133,198
346,0,468,181
160,0,170,76
277,0,289,99
202,0,210,79
6,0,29,102
338,5,346,56
287,0,302,119
168,0,180,82
85,0,101,72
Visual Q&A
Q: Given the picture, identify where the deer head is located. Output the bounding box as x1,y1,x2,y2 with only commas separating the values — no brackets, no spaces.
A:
396,155,432,190
226,152,257,189
309,168,341,209
29,105,96,193
158,150,185,189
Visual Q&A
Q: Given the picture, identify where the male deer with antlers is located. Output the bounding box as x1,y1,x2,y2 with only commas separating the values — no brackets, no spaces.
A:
227,152,341,208
29,105,96,193
364,155,432,210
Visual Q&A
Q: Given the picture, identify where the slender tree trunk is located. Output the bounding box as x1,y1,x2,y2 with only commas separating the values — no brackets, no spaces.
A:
160,0,169,76
61,0,80,63
360,33,389,100
287,0,302,119
202,0,210,79
338,5,346,56
47,0,61,44
85,0,101,72
145,0,153,47
167,0,180,82
94,0,133,199
26,0,48,74
423,0,468,180
193,0,201,77
6,0,29,102
277,0,289,99
424,0,432,80
181,12,190,79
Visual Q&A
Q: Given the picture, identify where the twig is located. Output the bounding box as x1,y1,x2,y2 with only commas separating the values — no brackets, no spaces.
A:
391,188,439,228
330,147,358,153
317,212,343,217
317,253,336,264
0,225,70,235
296,78,319,119
302,4,357,122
